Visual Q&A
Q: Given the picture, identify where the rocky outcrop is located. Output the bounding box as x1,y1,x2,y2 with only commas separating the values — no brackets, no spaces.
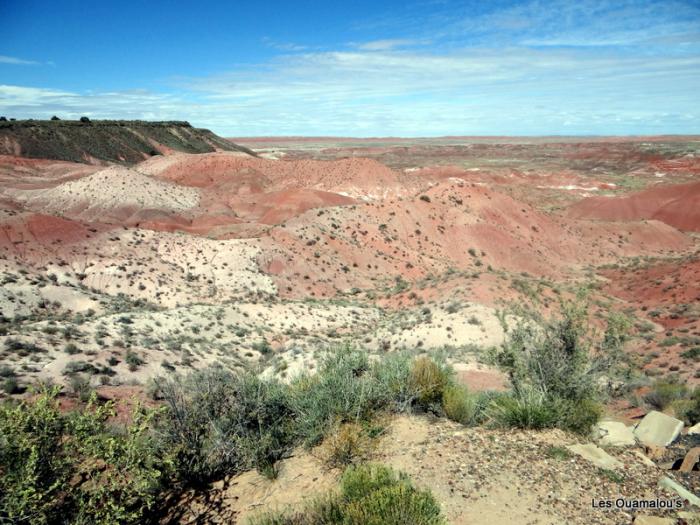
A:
634,411,684,448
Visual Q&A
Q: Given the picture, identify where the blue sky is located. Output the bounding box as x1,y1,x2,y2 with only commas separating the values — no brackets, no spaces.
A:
1,0,699,136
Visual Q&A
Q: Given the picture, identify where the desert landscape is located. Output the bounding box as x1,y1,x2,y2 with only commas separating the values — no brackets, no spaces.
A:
0,117,699,524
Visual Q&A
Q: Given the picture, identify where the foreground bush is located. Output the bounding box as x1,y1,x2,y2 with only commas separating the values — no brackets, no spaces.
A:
154,367,294,485
0,387,168,525
490,298,616,433
487,388,560,430
248,463,445,525
646,382,700,425
290,348,383,447
154,347,465,484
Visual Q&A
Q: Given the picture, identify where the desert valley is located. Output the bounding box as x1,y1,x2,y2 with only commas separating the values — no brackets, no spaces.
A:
0,118,698,524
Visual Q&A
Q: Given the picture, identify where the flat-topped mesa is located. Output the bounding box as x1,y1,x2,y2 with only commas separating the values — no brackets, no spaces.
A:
0,118,256,165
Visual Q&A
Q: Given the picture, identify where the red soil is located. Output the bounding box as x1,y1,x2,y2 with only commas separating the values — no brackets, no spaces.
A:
0,212,97,250
568,181,700,231
259,179,692,299
600,256,700,310
229,188,356,225
141,152,406,198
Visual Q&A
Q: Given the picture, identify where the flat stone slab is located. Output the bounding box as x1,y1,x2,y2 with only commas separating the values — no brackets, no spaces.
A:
634,411,683,447
688,422,700,435
680,447,700,473
595,420,636,447
566,443,623,470
659,476,700,507
678,511,700,522
632,450,656,467
634,516,676,525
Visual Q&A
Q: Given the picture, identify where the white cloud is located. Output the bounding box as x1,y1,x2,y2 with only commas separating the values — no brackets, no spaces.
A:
261,37,308,52
1,0,699,135
354,39,424,51
0,55,40,65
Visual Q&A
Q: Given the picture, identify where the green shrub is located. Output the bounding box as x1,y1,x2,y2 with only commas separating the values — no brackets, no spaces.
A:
125,350,145,371
341,464,445,524
684,387,700,425
290,347,381,446
408,356,451,410
248,464,445,525
495,301,595,401
344,482,444,525
442,384,475,425
487,389,560,430
370,351,415,412
2,377,20,394
486,387,602,434
560,398,604,435
665,386,700,425
69,374,93,402
155,367,294,484
490,299,618,434
545,446,572,460
0,387,68,523
253,339,273,355
63,360,98,376
340,463,407,503
645,379,688,410
681,347,700,361
0,387,168,524
64,343,80,355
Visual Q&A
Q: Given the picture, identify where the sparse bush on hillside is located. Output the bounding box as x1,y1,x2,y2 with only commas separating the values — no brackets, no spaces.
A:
442,384,476,425
69,373,93,401
252,338,272,355
126,349,145,371
409,356,452,411
644,378,688,410
490,296,617,433
290,347,382,446
487,388,561,430
371,351,417,412
1,377,20,395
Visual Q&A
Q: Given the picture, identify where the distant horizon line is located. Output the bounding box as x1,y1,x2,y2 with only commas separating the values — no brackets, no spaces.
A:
228,134,700,140
2,118,698,140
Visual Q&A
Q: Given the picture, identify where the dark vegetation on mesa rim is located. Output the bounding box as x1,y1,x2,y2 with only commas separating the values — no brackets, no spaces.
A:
0,118,256,164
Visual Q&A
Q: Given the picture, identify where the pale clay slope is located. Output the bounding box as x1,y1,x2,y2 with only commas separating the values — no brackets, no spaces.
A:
44,228,276,308
6,165,200,221
1,254,506,387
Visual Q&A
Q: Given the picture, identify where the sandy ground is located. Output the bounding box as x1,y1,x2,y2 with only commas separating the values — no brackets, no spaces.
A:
169,414,692,525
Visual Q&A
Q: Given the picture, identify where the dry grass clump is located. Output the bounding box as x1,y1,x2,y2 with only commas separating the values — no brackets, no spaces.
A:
317,421,375,468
